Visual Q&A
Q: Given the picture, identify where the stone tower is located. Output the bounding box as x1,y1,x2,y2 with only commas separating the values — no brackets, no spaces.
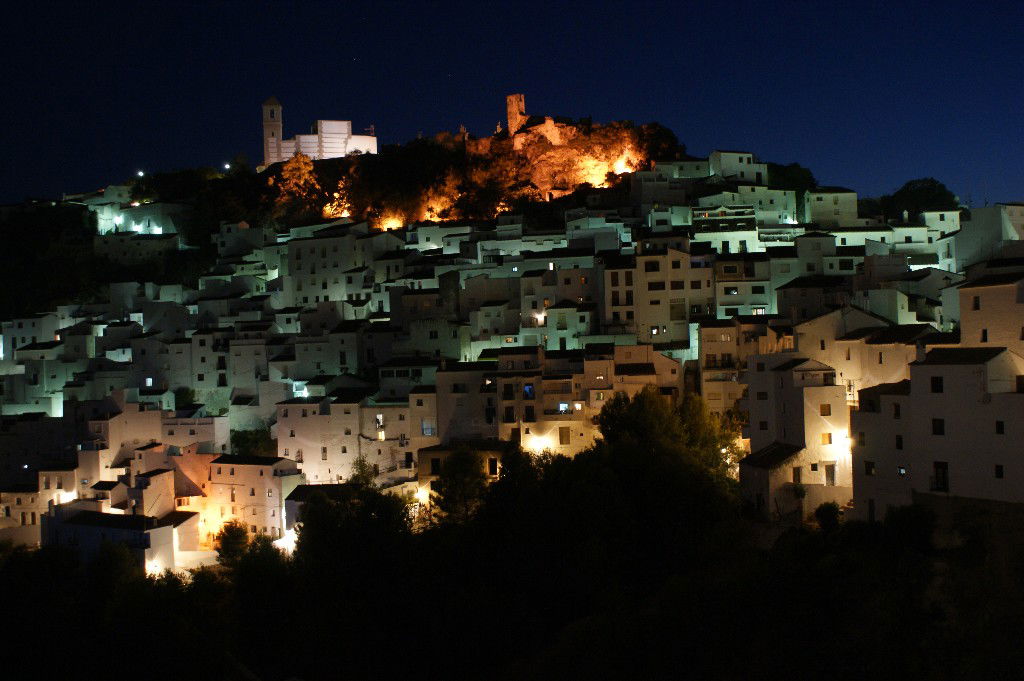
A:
506,93,526,136
262,96,283,166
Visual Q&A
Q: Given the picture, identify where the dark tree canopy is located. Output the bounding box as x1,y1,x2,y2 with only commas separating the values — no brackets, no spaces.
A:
433,448,489,524
229,426,277,458
880,177,959,221
214,520,249,569
767,162,818,193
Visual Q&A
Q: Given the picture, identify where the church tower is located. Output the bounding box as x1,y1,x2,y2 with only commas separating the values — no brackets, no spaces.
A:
262,96,283,166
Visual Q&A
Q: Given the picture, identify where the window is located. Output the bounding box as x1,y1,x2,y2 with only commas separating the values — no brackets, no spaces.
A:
644,261,660,272
819,339,826,351
932,418,945,435
724,286,739,296
857,432,866,446
756,391,768,400
930,376,943,393
897,465,907,476
996,420,1005,435
752,285,765,294
896,435,903,450
864,461,876,476
972,295,980,311
819,403,831,416
430,458,441,475
996,465,1005,479
893,403,901,419
792,467,802,484
980,329,988,343
821,432,832,445
758,421,768,431
488,457,499,476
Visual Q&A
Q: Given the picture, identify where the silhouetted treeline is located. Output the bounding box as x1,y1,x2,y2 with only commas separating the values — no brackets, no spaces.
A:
2,391,1022,680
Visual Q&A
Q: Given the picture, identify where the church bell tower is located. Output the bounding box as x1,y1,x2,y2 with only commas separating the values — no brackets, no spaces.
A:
262,96,283,166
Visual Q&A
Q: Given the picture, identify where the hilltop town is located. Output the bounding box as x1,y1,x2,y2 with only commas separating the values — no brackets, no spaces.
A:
1,93,1021,577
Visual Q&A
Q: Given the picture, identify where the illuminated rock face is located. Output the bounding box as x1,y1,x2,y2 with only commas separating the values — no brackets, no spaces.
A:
504,119,641,200
492,93,643,199
328,95,651,227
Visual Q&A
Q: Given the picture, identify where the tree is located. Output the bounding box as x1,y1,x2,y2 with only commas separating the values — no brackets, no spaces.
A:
230,425,276,458
349,452,377,487
433,449,489,524
635,122,684,161
596,386,735,481
173,386,196,410
815,501,841,533
271,153,324,225
767,162,817,193
880,178,959,222
215,520,249,569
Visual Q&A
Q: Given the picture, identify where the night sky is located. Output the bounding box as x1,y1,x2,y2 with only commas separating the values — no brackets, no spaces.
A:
3,0,1021,204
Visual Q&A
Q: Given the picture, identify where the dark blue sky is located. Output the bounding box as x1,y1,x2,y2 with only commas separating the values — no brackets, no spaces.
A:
3,0,1021,204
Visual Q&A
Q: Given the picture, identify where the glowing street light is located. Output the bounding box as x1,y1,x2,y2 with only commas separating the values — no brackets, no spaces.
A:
136,170,145,177
223,163,231,170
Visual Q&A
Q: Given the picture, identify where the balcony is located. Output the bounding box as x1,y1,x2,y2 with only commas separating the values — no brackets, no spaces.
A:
542,408,580,418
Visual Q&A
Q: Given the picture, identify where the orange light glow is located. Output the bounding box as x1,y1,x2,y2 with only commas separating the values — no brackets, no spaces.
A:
375,212,405,231
322,179,353,219
575,145,640,188
418,172,461,221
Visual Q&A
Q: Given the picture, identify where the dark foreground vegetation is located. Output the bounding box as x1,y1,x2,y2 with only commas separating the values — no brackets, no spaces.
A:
1,388,1020,680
